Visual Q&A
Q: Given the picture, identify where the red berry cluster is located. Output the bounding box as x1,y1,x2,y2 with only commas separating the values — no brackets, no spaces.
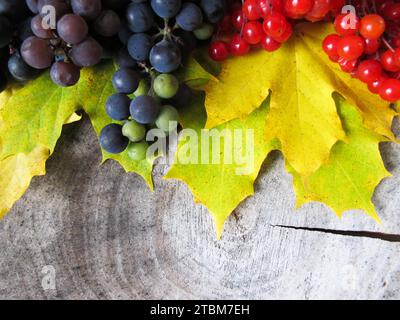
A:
209,0,345,61
323,0,400,103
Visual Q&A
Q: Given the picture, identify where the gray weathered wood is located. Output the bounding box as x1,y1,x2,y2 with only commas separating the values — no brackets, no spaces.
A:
0,117,400,299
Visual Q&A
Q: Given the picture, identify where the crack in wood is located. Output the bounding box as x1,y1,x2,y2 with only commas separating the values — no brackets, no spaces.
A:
272,225,400,243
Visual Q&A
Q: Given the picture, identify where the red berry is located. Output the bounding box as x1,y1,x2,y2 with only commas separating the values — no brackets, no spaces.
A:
230,34,250,56
322,34,340,58
359,14,386,40
364,38,381,55
356,60,382,84
383,3,400,22
273,22,293,43
334,13,360,36
379,79,400,102
337,35,365,60
209,41,230,61
381,50,400,72
338,57,358,73
262,12,288,38
394,48,400,67
284,0,314,18
231,7,245,31
243,21,265,45
368,76,386,94
243,0,261,21
261,35,282,52
306,0,331,22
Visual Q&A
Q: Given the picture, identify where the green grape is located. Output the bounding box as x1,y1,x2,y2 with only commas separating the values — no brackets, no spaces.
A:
127,141,149,161
122,120,146,142
153,73,179,99
155,105,179,134
134,79,150,97
193,23,214,40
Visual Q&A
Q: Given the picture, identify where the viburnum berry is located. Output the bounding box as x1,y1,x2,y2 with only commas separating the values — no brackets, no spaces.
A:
231,7,245,31
306,0,332,22
273,22,293,43
379,79,400,102
262,12,288,38
209,41,230,61
284,0,314,19
364,38,381,55
338,57,358,73
356,60,383,84
382,3,400,22
394,48,400,67
230,34,250,56
243,21,265,45
381,50,400,72
243,0,261,21
368,76,386,94
334,13,360,36
261,35,282,52
337,35,365,60
359,14,386,40
323,34,340,59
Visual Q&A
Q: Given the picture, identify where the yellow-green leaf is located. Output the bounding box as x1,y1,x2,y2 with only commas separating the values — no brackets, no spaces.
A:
204,23,396,176
288,96,391,221
166,93,279,237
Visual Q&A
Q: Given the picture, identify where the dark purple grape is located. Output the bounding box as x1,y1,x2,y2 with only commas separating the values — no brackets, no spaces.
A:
57,14,88,44
130,95,161,124
99,124,129,154
69,37,103,67
50,61,80,87
21,36,54,69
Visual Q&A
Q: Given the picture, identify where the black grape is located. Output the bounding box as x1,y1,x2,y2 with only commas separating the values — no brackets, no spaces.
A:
99,124,129,154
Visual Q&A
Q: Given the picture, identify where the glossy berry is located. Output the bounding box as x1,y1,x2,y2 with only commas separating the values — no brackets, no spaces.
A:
230,34,250,56
263,12,288,38
261,35,281,52
273,22,292,43
356,60,382,84
368,76,386,94
381,50,400,72
334,13,360,36
209,40,230,61
359,14,386,40
364,38,381,55
379,79,400,102
284,0,314,18
322,34,340,59
243,0,261,21
243,21,264,45
231,7,244,31
337,35,365,60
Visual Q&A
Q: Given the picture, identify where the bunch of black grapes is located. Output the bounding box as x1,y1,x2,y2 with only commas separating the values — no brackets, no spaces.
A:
0,0,36,93
100,0,227,162
20,0,132,87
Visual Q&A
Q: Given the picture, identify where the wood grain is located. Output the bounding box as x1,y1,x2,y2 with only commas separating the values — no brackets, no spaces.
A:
0,117,399,300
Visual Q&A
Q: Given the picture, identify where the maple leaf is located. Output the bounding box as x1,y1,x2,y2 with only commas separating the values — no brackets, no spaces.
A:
288,95,391,221
166,93,279,237
203,23,397,176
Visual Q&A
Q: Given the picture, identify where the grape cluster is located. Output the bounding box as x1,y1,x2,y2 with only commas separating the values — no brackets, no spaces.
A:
100,0,227,159
20,0,127,87
208,0,345,61
0,0,37,93
323,0,400,103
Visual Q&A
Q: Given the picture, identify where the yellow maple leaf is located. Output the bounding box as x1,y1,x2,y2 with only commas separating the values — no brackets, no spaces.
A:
204,23,396,176
166,93,279,237
288,96,391,221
